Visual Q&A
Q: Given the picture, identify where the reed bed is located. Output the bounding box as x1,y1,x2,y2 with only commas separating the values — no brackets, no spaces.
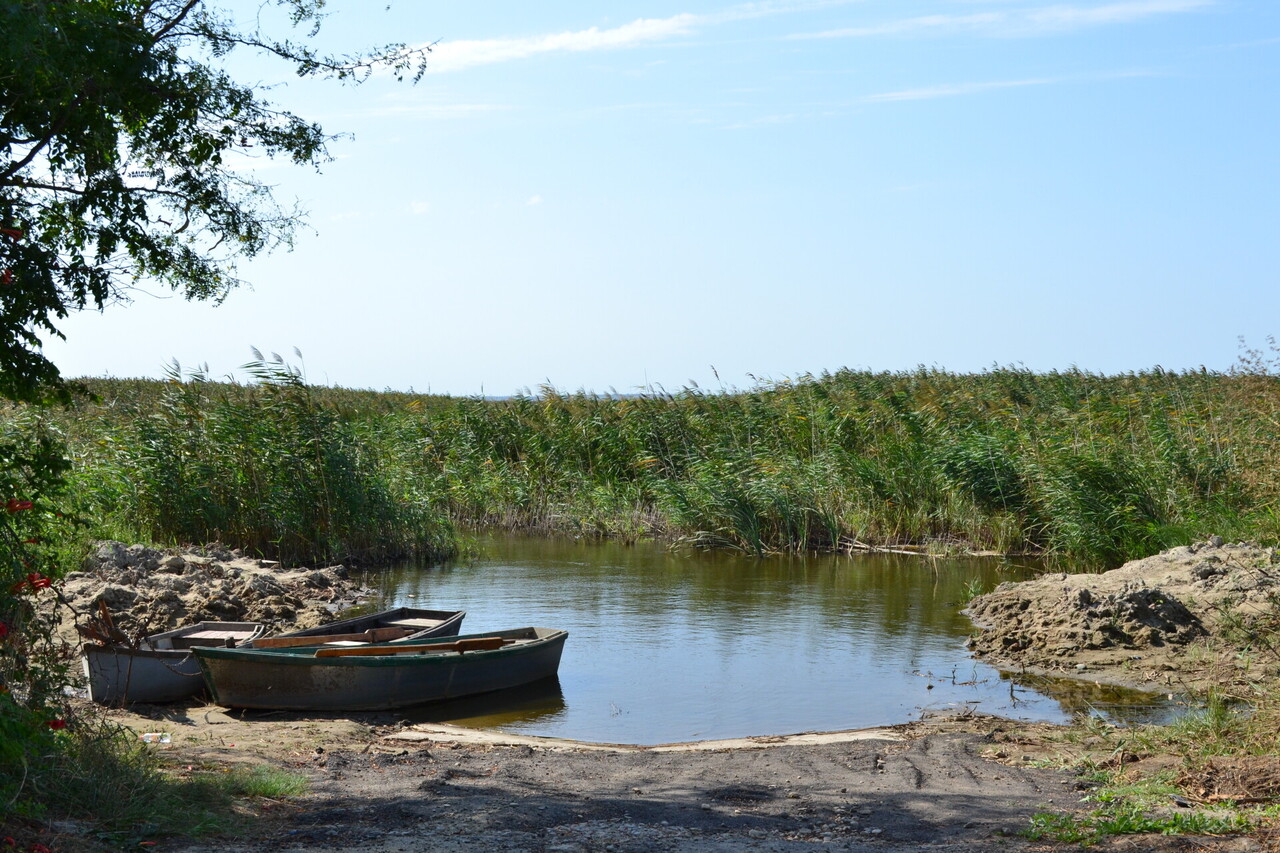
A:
51,359,455,566
18,362,1280,568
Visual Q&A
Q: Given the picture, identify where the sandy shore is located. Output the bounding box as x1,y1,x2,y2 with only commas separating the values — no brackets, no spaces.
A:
55,539,1280,851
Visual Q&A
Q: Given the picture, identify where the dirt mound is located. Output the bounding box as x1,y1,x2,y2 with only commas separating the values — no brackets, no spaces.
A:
966,539,1280,695
57,541,378,642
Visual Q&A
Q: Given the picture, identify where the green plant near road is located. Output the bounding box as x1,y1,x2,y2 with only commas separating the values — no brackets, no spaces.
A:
1023,692,1280,845
219,764,310,799
1026,802,1252,845
4,719,237,848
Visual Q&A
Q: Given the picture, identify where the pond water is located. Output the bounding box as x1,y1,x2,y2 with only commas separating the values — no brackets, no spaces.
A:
370,534,1174,745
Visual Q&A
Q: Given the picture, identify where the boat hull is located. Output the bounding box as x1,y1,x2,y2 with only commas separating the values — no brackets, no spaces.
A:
195,627,567,711
83,621,265,704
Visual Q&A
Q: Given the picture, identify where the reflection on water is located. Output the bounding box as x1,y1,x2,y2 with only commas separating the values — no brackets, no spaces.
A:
403,677,568,729
372,533,1176,744
1000,672,1187,726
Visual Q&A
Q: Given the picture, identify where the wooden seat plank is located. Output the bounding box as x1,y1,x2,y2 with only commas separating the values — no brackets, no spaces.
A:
314,637,509,658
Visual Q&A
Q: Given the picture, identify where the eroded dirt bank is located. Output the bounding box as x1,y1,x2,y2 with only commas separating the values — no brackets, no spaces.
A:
966,538,1280,696
55,541,377,642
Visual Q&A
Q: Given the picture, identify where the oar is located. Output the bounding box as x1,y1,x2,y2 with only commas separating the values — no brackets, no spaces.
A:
252,627,416,649
313,636,509,658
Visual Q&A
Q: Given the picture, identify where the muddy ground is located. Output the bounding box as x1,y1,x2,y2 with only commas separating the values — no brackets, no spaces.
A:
46,539,1280,852
91,702,1263,853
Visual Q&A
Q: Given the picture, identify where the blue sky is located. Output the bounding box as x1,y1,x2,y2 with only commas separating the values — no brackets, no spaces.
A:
42,0,1280,394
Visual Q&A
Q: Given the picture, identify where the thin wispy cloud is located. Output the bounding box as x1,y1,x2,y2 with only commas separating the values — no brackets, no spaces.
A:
424,0,863,73
369,103,512,118
791,0,1213,40
725,113,800,129
428,15,701,73
863,77,1059,102
861,70,1160,103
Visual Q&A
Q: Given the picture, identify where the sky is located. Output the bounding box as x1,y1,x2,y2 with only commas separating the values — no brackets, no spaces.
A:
39,0,1280,395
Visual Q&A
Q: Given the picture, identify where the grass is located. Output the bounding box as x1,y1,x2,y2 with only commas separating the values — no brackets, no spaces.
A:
6,352,1280,849
23,362,1280,569
2,719,235,849
1026,802,1252,845
1020,691,1280,845
0,718,311,851
219,764,310,799
53,357,457,567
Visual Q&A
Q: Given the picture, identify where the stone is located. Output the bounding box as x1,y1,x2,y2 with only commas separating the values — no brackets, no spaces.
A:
158,555,187,573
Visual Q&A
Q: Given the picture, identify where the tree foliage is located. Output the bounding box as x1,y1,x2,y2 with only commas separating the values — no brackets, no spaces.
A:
0,0,429,402
0,0,427,826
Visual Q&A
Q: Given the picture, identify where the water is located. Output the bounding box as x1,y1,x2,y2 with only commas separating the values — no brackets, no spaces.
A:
371,534,1174,745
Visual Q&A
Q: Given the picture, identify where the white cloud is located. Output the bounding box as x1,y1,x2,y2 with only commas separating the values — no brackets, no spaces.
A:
410,201,431,215
862,77,1058,102
726,113,800,128
428,15,701,73
346,101,512,120
795,12,1001,39
1023,0,1212,30
791,0,1213,39
859,70,1160,103
421,1,865,73
526,195,544,207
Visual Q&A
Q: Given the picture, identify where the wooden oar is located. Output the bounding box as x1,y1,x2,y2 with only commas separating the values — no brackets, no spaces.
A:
253,627,416,649
313,636,508,658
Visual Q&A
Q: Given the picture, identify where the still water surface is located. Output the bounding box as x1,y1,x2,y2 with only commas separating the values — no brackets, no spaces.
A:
372,534,1171,745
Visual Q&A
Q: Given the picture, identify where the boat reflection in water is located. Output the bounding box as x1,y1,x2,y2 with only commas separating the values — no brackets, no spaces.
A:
404,676,568,730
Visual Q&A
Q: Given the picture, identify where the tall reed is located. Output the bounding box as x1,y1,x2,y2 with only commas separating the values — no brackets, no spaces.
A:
38,362,1280,569
67,359,454,565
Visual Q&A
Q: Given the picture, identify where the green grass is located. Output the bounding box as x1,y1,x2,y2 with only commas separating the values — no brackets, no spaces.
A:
2,719,236,847
1021,690,1280,846
0,719,312,851
51,357,457,566
10,360,1280,568
218,764,310,799
1026,802,1252,845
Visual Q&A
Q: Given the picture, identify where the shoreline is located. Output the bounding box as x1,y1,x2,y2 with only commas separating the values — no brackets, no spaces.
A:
48,538,1280,851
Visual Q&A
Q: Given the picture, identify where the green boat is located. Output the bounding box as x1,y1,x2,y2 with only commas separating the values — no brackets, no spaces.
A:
194,626,568,711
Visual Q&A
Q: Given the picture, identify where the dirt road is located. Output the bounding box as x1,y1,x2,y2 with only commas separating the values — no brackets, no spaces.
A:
106,705,1246,853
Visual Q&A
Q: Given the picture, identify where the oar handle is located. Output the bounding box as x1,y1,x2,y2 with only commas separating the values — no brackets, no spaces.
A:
313,636,508,658
254,627,416,648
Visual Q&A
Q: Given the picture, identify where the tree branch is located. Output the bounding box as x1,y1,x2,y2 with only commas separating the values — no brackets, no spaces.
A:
0,117,66,185
151,0,203,42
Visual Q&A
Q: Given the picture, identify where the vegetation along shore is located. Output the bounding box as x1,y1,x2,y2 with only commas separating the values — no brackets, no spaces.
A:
3,358,1280,850
18,357,1280,569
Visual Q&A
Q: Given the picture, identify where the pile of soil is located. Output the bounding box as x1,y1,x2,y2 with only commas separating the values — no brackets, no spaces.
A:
56,541,378,642
966,538,1280,694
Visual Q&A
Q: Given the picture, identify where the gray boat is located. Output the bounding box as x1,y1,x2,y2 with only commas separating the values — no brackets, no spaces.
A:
249,606,466,648
83,621,267,705
82,607,464,704
194,626,568,711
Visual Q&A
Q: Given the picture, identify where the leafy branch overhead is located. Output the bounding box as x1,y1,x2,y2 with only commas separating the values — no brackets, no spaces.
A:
0,0,429,402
